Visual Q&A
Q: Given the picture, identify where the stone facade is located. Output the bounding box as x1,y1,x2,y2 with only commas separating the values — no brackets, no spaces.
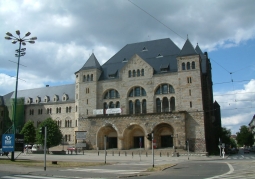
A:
0,38,220,152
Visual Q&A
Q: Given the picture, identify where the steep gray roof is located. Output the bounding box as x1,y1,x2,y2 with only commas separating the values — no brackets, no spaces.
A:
99,38,181,80
2,92,14,106
9,84,75,105
179,39,198,57
77,53,101,73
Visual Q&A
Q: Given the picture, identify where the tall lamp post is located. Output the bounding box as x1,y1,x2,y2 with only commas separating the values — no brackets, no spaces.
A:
5,30,37,161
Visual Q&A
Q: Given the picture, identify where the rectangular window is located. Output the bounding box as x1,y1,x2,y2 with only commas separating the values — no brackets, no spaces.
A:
189,89,191,96
76,94,78,99
187,77,192,83
190,101,192,108
87,109,88,115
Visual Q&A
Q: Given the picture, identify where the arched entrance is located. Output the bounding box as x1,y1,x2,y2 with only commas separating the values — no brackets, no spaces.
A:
153,123,174,148
97,124,118,150
123,124,145,149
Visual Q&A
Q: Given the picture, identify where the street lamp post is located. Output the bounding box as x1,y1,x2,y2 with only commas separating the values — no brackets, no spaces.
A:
5,30,37,161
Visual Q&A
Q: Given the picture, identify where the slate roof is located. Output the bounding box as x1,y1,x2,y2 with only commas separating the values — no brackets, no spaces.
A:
99,38,181,80
195,44,208,73
179,39,198,57
6,84,75,105
76,53,101,73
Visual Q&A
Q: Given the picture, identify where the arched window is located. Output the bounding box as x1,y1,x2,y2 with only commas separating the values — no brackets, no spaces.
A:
104,89,120,99
75,106,77,112
162,97,169,112
137,69,140,77
83,75,86,82
187,62,190,70
116,101,120,108
155,84,175,94
129,100,133,114
129,87,146,97
135,100,141,114
133,70,136,77
66,107,68,113
156,98,161,112
69,107,71,113
142,99,147,114
128,70,131,78
170,97,175,111
87,74,90,81
182,62,185,70
91,74,93,81
109,101,114,108
192,61,195,69
141,69,144,76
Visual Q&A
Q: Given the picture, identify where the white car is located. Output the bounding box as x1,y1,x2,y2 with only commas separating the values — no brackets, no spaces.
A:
31,144,43,151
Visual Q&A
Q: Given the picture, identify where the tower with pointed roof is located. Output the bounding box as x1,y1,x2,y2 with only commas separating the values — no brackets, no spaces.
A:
74,53,102,127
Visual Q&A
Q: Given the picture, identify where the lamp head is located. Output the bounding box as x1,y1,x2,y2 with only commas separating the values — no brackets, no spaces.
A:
25,32,31,37
6,32,13,36
16,30,20,36
5,36,12,40
12,40,17,44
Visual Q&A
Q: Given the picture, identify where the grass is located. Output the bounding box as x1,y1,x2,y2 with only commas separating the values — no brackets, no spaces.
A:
0,159,107,168
146,163,176,172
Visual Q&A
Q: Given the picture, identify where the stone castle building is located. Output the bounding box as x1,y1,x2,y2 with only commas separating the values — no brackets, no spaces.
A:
0,38,221,152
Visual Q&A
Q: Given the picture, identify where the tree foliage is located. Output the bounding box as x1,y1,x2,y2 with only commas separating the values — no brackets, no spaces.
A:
220,127,231,145
236,125,254,147
20,120,36,144
36,118,62,148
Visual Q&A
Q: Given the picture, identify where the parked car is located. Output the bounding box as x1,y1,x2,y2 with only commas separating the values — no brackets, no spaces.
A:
31,144,43,152
67,146,76,151
244,148,250,153
0,148,9,156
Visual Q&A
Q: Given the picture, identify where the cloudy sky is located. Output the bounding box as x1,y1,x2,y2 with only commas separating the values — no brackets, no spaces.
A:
0,0,254,134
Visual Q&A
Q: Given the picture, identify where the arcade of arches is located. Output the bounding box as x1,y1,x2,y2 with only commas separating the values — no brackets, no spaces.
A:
96,122,178,150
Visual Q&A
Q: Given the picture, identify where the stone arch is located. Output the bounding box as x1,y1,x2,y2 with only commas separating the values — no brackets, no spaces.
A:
122,124,146,149
96,123,118,150
152,123,175,148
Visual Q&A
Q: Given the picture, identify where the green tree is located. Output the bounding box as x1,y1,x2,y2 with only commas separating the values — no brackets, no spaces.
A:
236,125,254,147
230,138,237,148
36,118,62,148
20,120,36,144
220,127,231,145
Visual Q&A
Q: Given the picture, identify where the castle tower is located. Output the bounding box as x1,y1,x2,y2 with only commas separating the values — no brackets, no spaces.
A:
74,53,102,130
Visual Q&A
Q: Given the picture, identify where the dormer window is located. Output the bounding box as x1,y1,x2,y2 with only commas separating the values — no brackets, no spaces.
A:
44,96,50,103
108,74,116,78
36,96,41,103
27,97,33,104
156,54,163,58
62,94,69,101
54,95,59,102
142,47,148,51
122,58,128,62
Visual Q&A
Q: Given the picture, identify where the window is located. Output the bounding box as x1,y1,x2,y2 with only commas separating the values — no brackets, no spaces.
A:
156,98,161,112
104,89,120,99
133,70,136,77
170,97,175,111
69,107,71,113
76,105,77,112
155,84,175,94
189,89,191,96
123,58,128,62
128,70,131,78
192,61,195,69
135,100,141,114
129,100,133,114
137,69,140,77
190,101,192,108
157,54,163,58
187,62,190,70
187,77,192,83
91,74,93,81
83,75,86,82
87,99,88,104
162,97,169,112
66,107,68,113
141,69,144,76
129,87,146,97
182,62,185,70
142,47,147,51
